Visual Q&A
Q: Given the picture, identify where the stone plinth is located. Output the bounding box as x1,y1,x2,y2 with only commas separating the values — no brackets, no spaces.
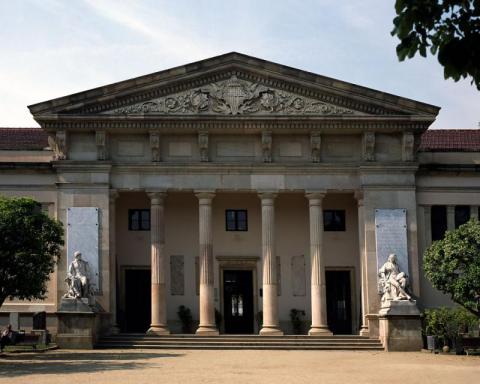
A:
379,300,422,352
56,298,106,349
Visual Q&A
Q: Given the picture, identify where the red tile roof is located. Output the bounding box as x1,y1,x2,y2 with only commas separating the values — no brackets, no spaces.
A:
419,129,480,152
0,128,49,150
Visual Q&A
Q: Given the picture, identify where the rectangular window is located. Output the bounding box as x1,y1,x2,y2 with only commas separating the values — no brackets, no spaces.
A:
225,209,248,231
431,205,447,241
128,209,150,231
323,210,346,231
455,205,470,229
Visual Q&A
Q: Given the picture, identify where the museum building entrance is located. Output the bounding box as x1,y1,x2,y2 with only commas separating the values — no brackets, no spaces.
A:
223,270,254,334
326,270,353,334
124,269,151,333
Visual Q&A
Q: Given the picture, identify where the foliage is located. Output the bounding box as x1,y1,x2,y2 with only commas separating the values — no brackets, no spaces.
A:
424,219,480,317
391,0,480,89
0,197,63,308
423,307,479,346
177,305,194,333
289,309,306,335
256,310,263,329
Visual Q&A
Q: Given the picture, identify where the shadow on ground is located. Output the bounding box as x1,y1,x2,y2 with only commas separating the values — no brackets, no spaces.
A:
0,351,183,377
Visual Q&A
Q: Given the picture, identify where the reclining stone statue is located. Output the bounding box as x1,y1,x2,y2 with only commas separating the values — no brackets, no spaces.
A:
378,253,412,302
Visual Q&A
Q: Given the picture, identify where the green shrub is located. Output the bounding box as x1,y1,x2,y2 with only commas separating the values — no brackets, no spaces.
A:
177,305,194,333
290,309,306,335
423,307,479,346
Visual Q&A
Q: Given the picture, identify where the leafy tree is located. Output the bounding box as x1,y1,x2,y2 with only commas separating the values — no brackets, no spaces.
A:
391,0,480,89
424,219,480,317
0,197,63,308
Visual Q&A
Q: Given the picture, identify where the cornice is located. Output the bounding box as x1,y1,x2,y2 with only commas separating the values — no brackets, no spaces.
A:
37,115,433,134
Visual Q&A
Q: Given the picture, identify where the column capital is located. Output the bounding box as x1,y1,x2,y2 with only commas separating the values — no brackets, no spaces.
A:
258,192,277,203
147,191,167,205
306,191,326,203
195,191,215,203
109,189,119,202
354,190,364,206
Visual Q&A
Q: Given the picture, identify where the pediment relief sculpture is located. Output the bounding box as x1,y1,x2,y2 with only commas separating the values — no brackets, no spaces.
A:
104,75,360,116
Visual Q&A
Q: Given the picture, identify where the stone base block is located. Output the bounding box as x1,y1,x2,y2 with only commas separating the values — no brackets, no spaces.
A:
259,326,284,336
308,327,333,336
379,301,423,352
147,326,170,335
195,326,219,336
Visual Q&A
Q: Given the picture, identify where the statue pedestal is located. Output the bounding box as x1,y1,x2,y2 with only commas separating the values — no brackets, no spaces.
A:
379,300,423,352
56,298,108,349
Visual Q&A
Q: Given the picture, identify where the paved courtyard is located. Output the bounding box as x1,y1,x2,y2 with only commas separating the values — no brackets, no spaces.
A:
1,349,479,384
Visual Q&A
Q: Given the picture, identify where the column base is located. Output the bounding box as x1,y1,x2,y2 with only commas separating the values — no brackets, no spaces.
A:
195,326,219,336
109,325,121,335
259,326,284,336
308,326,333,336
147,325,170,335
359,326,370,337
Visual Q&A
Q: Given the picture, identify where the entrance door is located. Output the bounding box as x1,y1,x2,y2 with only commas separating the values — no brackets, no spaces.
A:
125,269,151,333
223,270,254,334
326,270,352,334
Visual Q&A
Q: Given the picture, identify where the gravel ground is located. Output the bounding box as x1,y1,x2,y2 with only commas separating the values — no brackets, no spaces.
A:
1,349,479,384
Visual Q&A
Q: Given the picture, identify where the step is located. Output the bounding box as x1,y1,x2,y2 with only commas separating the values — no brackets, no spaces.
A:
96,334,384,350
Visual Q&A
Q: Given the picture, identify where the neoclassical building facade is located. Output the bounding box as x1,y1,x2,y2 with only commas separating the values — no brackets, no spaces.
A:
0,53,479,348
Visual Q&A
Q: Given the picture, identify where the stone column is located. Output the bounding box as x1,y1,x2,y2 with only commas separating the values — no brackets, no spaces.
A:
195,192,219,335
355,191,369,336
424,205,432,247
470,205,479,220
147,192,169,335
447,205,455,231
109,190,120,334
259,193,283,335
307,192,332,336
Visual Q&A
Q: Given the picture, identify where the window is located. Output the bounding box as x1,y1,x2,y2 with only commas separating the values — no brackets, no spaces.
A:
128,209,150,231
455,205,470,229
323,210,345,231
226,209,248,231
431,205,447,241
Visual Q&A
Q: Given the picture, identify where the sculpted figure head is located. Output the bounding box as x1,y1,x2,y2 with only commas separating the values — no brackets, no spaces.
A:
74,251,82,261
387,253,397,263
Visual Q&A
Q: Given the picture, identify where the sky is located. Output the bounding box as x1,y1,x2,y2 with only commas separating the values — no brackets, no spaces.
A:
0,0,479,129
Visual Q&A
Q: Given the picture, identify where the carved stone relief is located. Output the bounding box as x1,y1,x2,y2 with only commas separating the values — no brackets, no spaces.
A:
291,255,306,296
310,132,321,163
363,132,375,161
262,131,272,163
48,130,67,160
198,131,209,162
170,255,185,295
150,132,161,162
95,130,107,160
402,132,415,162
105,75,358,116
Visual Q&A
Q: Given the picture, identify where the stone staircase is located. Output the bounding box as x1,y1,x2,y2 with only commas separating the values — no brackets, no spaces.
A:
96,334,384,350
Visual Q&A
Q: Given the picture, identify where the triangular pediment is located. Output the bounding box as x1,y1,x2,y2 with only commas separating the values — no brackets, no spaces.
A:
28,52,440,120
102,75,362,117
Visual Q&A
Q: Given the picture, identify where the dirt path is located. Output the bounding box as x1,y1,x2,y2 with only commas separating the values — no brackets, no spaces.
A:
1,349,479,384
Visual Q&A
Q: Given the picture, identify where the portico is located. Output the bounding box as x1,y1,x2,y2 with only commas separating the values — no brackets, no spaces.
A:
4,52,464,350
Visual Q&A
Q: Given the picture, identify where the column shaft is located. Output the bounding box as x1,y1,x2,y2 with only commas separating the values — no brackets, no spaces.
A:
108,190,120,334
196,192,218,335
147,192,169,335
355,192,369,336
259,193,283,335
307,193,332,336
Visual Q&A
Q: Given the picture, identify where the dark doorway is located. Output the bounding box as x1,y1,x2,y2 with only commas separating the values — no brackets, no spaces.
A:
223,270,254,334
125,269,151,333
326,270,353,335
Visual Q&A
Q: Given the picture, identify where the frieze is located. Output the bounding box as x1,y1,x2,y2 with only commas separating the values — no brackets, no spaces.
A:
104,76,359,116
